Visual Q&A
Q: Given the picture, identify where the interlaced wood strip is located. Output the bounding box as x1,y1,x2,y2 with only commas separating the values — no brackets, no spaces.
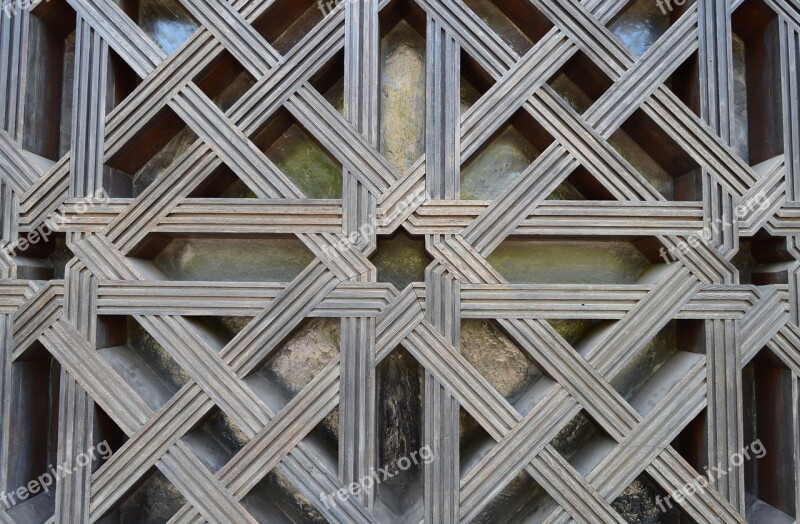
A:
1,0,800,522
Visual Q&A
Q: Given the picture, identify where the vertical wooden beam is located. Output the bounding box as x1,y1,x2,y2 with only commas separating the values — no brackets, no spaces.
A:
781,22,800,519
698,0,745,513
424,263,460,524
699,0,737,256
69,15,108,198
425,17,460,201
339,317,377,508
54,254,96,522
705,318,745,513
0,315,12,499
342,0,379,250
0,10,29,142
339,0,380,510
424,16,461,524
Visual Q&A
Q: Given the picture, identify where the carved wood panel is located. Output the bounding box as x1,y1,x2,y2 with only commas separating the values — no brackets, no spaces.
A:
1,0,800,522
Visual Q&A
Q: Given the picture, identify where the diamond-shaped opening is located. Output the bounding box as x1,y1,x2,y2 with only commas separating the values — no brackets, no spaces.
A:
461,109,556,200
665,48,700,118
461,49,498,114
94,402,130,467
187,163,257,198
609,108,702,200
734,232,795,286
127,233,315,282
103,48,147,198
310,406,339,463
309,49,345,116
550,411,616,478
298,413,339,486
6,349,60,520
459,408,495,476
462,0,554,56
560,165,619,200
461,319,553,416
121,0,199,55
376,346,424,518
108,47,142,111
243,318,340,412
608,0,695,59
9,231,70,280
96,466,188,522
742,347,796,520
242,468,327,523
612,473,689,522
104,105,199,197
22,0,76,162
548,50,614,116
732,0,783,166
96,316,190,411
249,108,343,199
670,407,707,488
487,236,660,285
379,0,428,174
193,49,257,113
370,230,431,290
610,320,705,416
181,406,248,475
473,470,553,522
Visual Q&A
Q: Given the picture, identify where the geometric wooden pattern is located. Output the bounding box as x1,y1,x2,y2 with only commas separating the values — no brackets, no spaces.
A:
1,0,800,522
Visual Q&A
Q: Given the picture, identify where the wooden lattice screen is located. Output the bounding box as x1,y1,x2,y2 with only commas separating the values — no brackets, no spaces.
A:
1,0,800,521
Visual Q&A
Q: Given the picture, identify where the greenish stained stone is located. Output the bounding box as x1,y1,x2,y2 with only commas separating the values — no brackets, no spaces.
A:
324,78,345,115
612,477,681,523
153,237,315,282
371,232,431,290
608,129,675,199
380,21,426,173
461,320,541,402
246,318,341,439
265,126,343,199
262,318,340,396
118,470,187,523
550,412,599,459
487,239,650,284
611,321,678,401
461,77,482,114
461,127,539,200
138,0,199,55
128,318,190,391
550,72,595,115
461,126,582,200
548,319,599,346
133,126,198,196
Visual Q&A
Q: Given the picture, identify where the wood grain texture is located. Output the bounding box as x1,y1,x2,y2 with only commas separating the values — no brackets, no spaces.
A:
0,0,798,521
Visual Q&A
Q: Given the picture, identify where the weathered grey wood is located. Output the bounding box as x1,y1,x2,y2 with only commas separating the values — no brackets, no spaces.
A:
1,0,799,521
